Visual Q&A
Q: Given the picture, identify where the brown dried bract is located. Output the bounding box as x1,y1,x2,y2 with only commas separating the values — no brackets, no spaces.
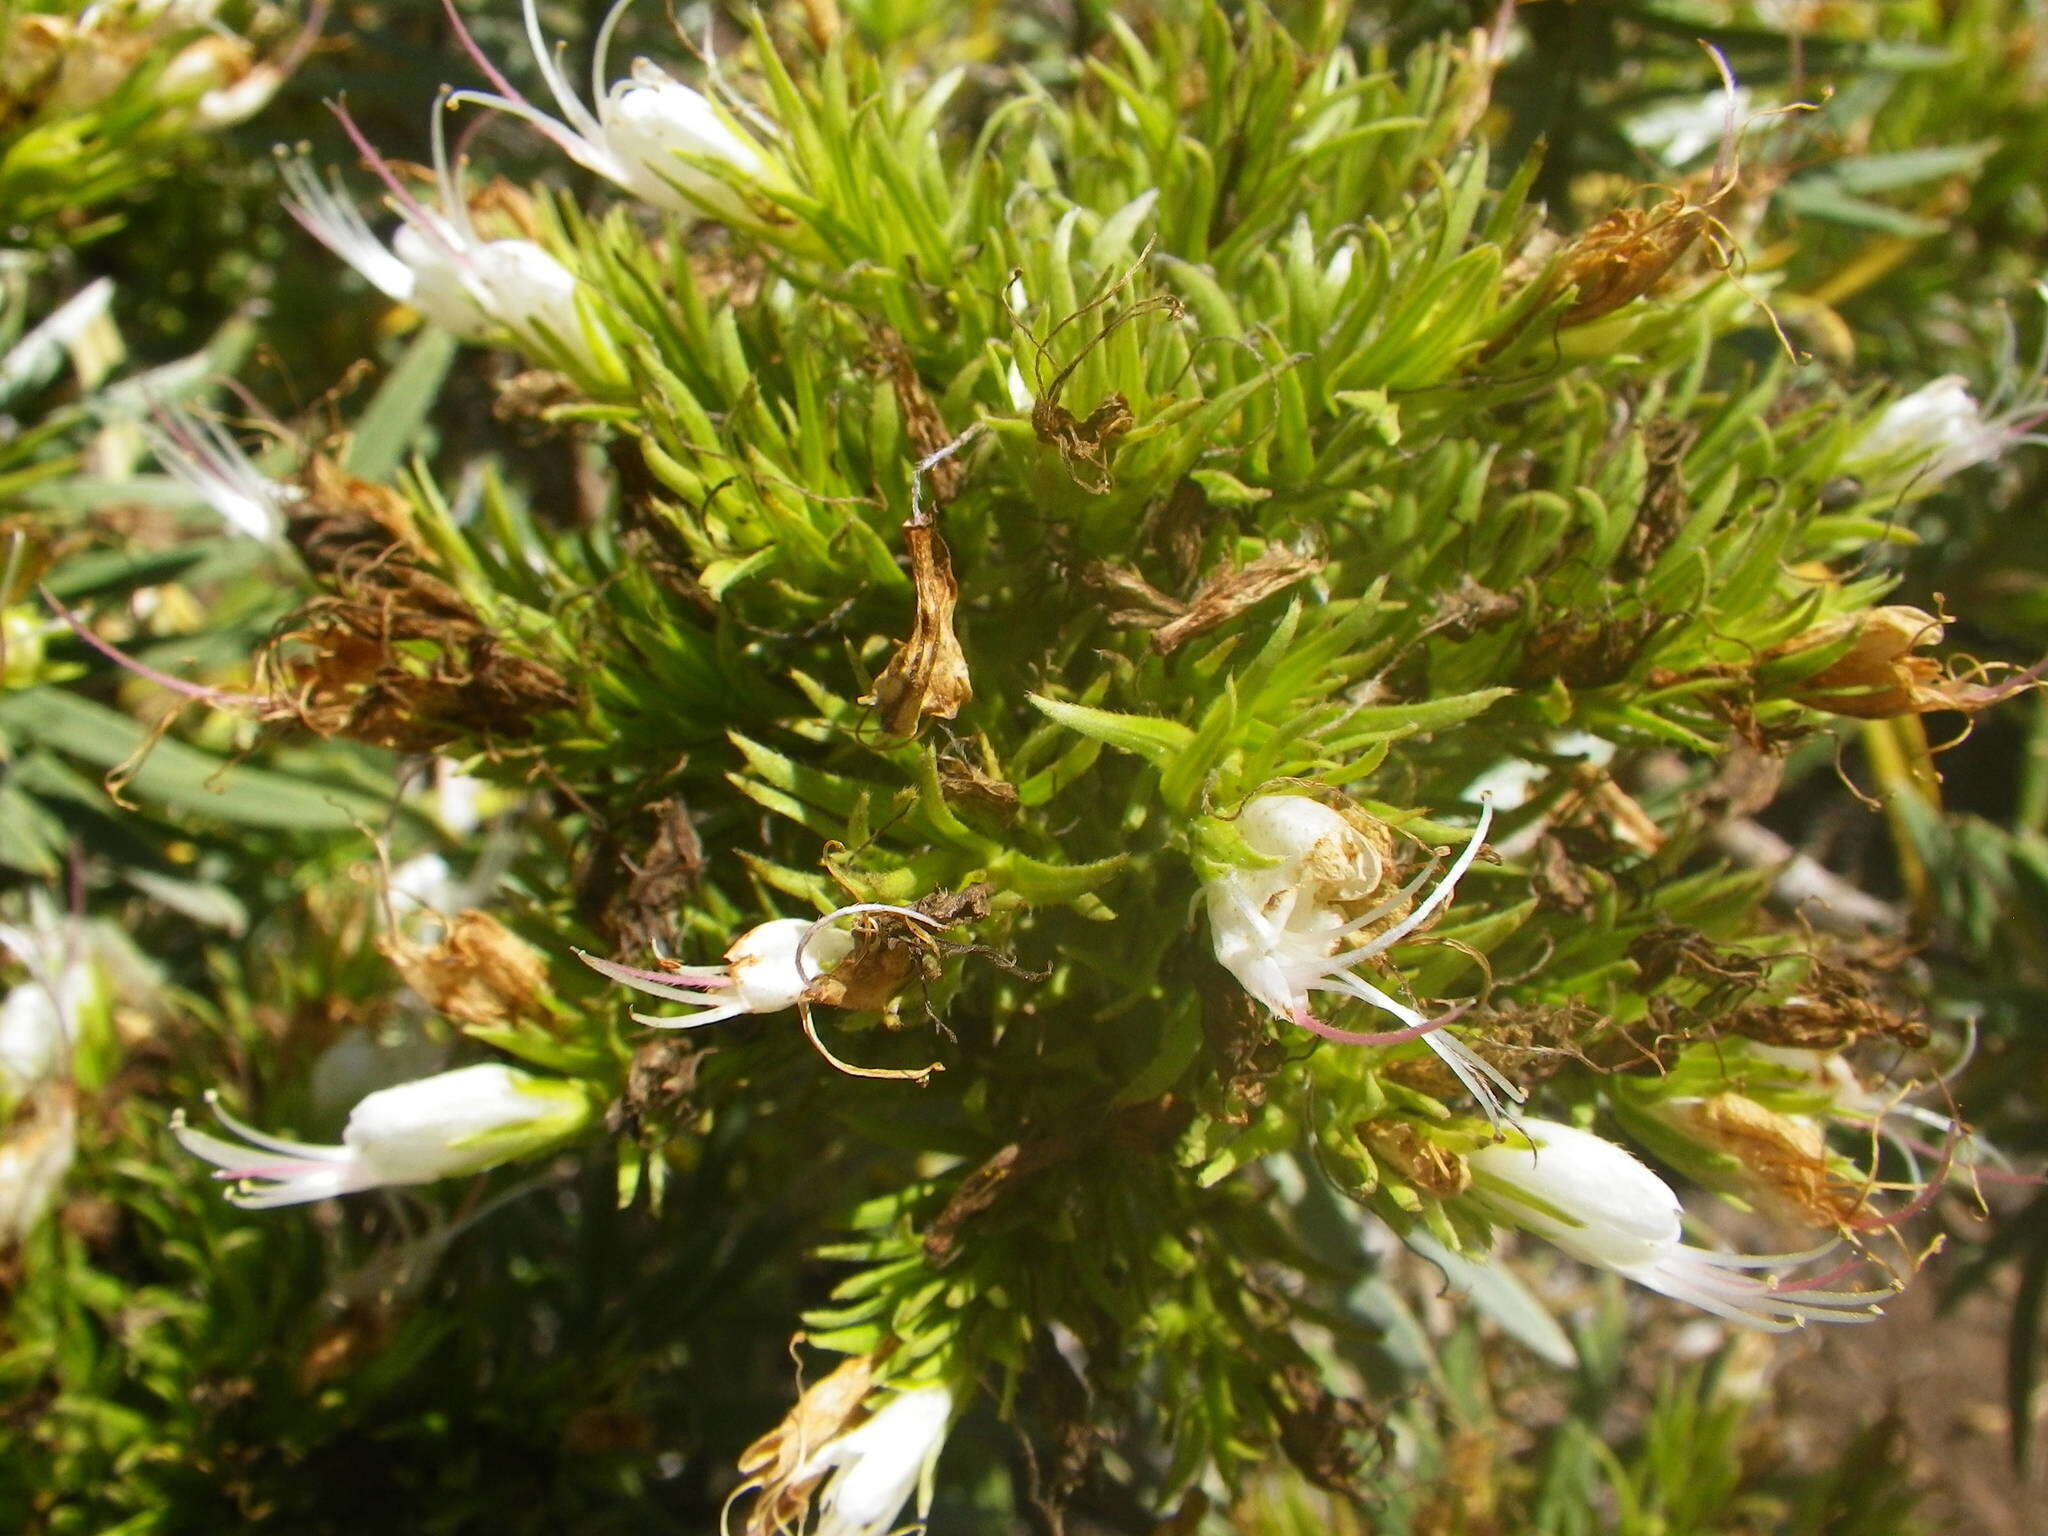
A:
1273,1363,1376,1496
608,1035,709,1140
1515,610,1672,689
1774,606,2018,719
1723,956,1927,1052
935,750,1020,824
1622,417,1697,575
1150,548,1320,655
1018,260,1184,494
922,1137,1071,1268
802,929,919,1014
601,799,706,953
1033,390,1137,494
862,521,972,737
1435,575,1523,640
1202,984,1282,1126
379,911,550,1031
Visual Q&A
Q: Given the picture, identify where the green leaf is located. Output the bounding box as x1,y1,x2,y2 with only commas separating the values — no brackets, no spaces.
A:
1405,1228,1577,1369
0,689,411,833
1026,693,1194,769
343,329,460,483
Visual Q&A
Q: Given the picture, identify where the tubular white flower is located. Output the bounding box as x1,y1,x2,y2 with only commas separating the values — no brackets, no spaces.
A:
172,1063,591,1209
1467,1118,1888,1331
1203,795,1523,1124
1755,1037,2012,1182
0,974,72,1108
1845,376,2010,485
279,103,601,371
442,0,767,216
576,903,939,1029
792,1384,953,1536
142,403,296,540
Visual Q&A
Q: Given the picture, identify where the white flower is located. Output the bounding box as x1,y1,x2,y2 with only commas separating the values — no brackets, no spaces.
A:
1844,375,2015,486
173,1062,591,1209
1754,1037,2011,1184
577,903,937,1029
1625,87,1751,167
0,1092,77,1245
278,104,604,372
1203,795,1523,1124
442,0,768,216
792,1384,953,1536
1467,1118,1887,1331
0,979,70,1109
0,278,114,405
142,402,296,539
0,898,104,1110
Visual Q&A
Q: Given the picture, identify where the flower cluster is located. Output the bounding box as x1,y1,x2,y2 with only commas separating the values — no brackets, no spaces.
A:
277,0,781,383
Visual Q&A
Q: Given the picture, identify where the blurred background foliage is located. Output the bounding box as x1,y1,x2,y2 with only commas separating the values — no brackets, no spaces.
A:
1,1,2044,1532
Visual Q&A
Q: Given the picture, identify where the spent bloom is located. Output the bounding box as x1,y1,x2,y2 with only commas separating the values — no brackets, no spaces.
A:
1467,1118,1888,1331
442,0,770,216
789,1384,953,1536
1203,794,1523,1124
278,102,606,373
173,1062,592,1209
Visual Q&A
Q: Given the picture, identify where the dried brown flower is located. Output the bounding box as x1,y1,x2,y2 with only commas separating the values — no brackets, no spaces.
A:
380,911,551,1031
863,521,972,737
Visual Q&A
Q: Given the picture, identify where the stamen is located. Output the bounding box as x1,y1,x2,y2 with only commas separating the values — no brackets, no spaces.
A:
1347,799,1494,963
327,99,469,265
439,0,525,103
575,948,734,1000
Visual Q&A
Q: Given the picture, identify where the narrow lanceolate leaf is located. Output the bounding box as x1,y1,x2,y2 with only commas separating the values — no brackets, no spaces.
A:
0,689,411,832
1026,693,1195,769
